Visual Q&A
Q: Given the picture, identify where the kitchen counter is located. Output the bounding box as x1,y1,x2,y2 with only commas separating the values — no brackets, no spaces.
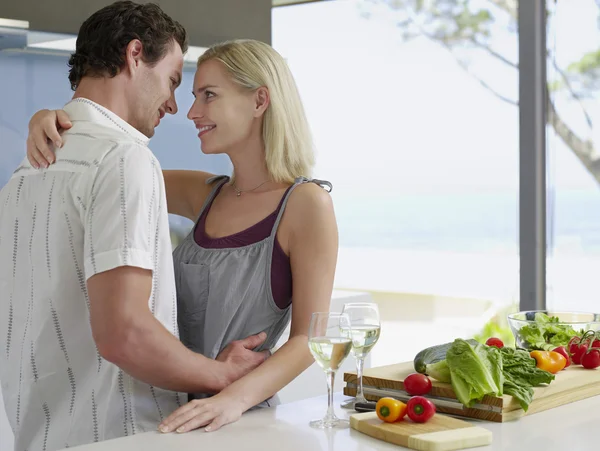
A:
0,290,373,451
61,392,600,451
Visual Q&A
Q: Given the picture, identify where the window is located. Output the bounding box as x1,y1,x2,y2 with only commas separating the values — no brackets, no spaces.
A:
546,0,600,312
273,0,520,364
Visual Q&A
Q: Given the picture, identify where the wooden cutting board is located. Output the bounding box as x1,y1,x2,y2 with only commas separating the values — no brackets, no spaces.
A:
350,411,492,451
344,361,600,422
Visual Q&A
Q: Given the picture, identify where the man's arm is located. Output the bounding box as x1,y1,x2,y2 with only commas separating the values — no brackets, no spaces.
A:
82,145,267,393
88,266,223,393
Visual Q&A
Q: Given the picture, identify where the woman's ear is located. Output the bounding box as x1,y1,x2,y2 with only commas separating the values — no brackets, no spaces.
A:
253,87,270,117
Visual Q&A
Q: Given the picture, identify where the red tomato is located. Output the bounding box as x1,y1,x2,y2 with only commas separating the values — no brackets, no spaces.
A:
572,343,588,365
407,396,436,423
569,337,581,355
581,349,600,369
485,337,504,348
552,346,571,369
592,339,600,349
404,373,432,396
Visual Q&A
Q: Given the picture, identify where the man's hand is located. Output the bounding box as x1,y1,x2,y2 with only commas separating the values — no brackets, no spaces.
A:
216,332,270,388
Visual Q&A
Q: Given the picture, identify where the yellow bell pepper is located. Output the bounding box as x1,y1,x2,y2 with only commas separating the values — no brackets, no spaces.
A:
376,397,407,423
530,350,567,374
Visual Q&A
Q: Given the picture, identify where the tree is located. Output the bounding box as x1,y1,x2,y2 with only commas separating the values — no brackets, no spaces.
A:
360,0,600,185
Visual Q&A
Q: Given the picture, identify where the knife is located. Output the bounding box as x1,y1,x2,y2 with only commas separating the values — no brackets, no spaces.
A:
354,401,377,412
346,383,501,413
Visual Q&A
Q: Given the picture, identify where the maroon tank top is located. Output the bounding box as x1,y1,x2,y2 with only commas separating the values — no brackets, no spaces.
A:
193,183,293,309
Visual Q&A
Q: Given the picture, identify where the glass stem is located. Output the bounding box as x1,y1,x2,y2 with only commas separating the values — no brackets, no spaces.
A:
356,357,367,402
325,370,336,422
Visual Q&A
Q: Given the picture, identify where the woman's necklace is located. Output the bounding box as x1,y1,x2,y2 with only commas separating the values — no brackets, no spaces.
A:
231,179,270,197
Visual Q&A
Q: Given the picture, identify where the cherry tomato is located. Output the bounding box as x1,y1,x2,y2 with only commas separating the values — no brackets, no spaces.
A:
572,343,588,365
485,337,504,348
404,373,432,396
592,339,600,349
552,346,571,369
407,396,436,423
569,337,581,355
581,349,600,369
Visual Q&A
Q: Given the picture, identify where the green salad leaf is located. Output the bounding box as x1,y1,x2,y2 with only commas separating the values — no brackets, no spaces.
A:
445,339,504,407
500,347,555,411
519,313,580,350
423,342,555,411
424,359,451,383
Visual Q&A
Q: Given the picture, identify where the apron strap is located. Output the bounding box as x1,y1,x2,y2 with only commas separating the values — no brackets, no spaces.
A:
195,175,230,221
269,177,333,238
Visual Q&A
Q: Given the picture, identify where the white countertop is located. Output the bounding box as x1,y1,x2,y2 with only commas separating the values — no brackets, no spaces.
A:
61,392,600,451
0,290,374,451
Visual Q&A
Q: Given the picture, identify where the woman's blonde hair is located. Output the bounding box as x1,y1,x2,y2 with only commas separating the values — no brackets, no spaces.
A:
197,39,315,184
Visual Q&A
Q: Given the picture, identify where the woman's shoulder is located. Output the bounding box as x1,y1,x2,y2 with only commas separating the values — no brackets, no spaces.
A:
280,179,337,250
163,170,224,220
192,172,229,210
285,179,334,220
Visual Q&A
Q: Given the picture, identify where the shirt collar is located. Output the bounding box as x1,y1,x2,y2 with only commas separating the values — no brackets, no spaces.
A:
63,97,150,146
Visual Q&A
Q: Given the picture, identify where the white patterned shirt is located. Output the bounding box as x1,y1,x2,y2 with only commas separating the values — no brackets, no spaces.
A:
0,98,183,451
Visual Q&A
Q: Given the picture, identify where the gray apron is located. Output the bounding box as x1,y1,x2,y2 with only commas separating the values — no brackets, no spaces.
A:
172,175,331,406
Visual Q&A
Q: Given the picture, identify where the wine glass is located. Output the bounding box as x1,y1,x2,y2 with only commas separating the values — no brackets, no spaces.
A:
308,312,353,429
340,302,381,409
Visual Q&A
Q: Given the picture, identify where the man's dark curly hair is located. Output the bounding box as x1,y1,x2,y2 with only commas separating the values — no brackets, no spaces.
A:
68,1,188,90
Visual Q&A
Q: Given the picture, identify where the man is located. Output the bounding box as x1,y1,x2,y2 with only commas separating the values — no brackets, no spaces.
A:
0,2,267,450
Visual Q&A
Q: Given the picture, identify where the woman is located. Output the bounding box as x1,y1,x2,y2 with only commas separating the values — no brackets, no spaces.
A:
26,39,338,433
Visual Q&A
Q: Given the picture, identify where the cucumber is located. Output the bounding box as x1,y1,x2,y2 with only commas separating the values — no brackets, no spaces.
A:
413,339,479,374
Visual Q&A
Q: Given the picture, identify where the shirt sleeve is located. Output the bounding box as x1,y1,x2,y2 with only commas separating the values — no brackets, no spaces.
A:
82,144,162,280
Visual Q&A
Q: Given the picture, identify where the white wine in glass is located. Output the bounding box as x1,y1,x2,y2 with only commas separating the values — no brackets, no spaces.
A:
347,325,381,359
340,303,381,408
308,312,353,429
309,337,353,372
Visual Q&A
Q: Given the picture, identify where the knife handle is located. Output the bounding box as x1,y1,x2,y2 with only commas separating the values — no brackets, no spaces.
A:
354,402,377,412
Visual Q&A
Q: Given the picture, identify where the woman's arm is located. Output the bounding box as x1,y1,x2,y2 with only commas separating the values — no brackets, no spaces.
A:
26,109,72,169
158,182,339,433
163,170,216,221
26,111,216,221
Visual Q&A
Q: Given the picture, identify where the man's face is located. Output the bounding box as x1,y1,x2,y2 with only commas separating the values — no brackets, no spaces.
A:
131,42,184,138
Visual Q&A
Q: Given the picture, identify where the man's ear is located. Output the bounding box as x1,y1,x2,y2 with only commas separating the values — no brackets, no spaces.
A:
124,39,144,76
253,87,270,118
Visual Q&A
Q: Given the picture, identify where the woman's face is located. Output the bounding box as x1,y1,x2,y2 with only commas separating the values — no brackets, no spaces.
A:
187,59,267,155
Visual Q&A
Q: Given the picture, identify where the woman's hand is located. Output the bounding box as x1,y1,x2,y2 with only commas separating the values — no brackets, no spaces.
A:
158,391,247,434
27,109,72,169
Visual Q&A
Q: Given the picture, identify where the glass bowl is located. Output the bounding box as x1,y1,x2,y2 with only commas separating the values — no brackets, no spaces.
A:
507,310,600,350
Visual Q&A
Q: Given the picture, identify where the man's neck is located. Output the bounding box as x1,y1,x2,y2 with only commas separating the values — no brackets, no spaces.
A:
73,77,132,124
